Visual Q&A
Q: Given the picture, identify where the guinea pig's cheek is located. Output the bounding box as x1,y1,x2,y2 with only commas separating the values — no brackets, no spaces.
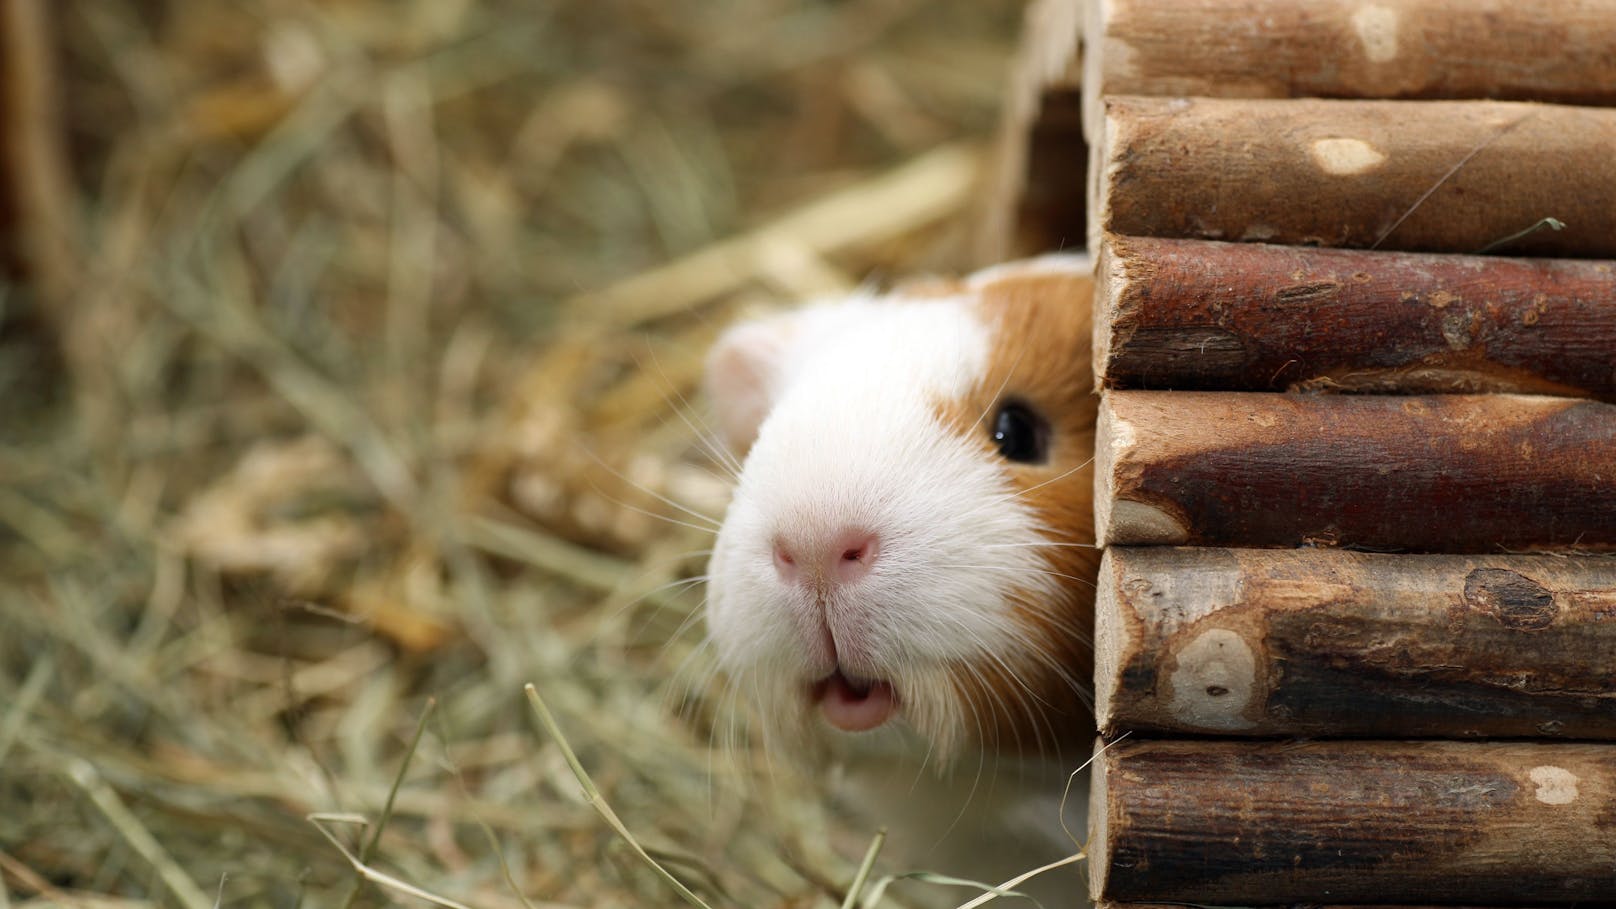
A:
703,536,756,664
705,524,800,672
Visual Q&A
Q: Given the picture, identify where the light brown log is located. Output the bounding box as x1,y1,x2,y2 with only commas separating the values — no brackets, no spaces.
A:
1081,0,1616,142
1095,547,1616,739
1094,236,1616,398
1090,739,1616,904
1093,97,1616,257
1095,391,1616,552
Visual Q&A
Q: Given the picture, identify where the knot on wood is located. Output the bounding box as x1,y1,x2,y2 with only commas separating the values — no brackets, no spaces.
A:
1464,568,1557,630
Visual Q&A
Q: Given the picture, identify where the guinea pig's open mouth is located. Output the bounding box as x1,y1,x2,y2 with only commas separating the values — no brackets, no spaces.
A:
810,670,897,732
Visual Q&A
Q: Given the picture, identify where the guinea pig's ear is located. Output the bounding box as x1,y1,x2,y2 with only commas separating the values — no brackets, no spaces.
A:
704,313,797,457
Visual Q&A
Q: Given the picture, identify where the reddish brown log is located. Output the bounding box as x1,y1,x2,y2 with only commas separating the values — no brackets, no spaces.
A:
1095,547,1616,739
1093,97,1616,257
1081,0,1616,142
1095,391,1616,551
1095,236,1616,398
1090,739,1616,904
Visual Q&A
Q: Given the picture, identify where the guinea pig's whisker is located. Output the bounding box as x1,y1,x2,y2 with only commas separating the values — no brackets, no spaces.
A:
968,350,1028,433
579,448,724,530
666,650,717,710
622,572,709,615
908,727,941,792
624,575,709,643
657,595,718,654
715,670,748,759
577,444,724,526
604,494,722,536
1014,456,1095,497
584,542,704,608
683,462,740,494
662,645,721,719
1018,642,1094,711
635,347,745,480
948,630,1044,756
974,641,1049,708
1012,597,1095,643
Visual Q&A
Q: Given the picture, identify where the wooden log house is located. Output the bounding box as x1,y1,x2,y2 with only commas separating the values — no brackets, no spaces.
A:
991,1,1616,905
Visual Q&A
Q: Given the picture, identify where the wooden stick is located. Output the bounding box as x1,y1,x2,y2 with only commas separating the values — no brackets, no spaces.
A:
1093,97,1616,257
1095,547,1616,738
1081,0,1616,142
1090,738,1616,904
1094,236,1616,398
1095,391,1616,551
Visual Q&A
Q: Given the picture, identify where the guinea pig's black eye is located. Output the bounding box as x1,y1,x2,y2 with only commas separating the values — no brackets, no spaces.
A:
991,401,1049,464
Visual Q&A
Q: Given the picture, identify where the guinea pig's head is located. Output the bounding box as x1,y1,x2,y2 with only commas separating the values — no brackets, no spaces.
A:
702,256,1099,758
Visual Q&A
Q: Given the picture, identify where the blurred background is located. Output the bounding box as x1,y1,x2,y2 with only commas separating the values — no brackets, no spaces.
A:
0,1,1032,905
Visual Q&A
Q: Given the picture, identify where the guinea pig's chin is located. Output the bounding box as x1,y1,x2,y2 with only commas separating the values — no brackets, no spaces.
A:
708,625,986,755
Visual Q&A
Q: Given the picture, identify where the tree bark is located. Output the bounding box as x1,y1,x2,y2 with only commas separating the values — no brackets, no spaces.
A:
1095,236,1616,398
1090,738,1616,905
1093,96,1616,257
1095,391,1616,551
1094,547,1616,739
1081,0,1616,142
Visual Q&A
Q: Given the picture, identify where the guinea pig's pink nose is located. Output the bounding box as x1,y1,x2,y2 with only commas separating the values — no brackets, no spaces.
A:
773,530,879,587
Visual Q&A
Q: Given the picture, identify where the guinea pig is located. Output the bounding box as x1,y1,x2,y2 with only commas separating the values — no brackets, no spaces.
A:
702,254,1100,761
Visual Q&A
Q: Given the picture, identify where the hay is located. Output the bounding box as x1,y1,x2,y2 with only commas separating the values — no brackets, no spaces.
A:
0,1,1025,907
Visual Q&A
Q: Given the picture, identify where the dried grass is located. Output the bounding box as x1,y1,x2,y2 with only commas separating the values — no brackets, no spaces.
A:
0,1,1024,906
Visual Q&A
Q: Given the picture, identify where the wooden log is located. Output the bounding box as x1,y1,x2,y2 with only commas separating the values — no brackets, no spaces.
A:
1095,547,1616,739
1094,236,1616,398
1090,738,1616,904
1092,97,1616,257
1094,391,1616,551
1081,0,1616,142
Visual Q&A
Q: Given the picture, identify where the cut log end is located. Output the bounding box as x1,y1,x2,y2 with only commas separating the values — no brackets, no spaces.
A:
1108,500,1188,545
1095,396,1192,546
1090,237,1126,386
1086,108,1119,256
1092,551,1122,732
1088,737,1113,898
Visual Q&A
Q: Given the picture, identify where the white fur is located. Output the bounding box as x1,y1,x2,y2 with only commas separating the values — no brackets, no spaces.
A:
706,295,1055,752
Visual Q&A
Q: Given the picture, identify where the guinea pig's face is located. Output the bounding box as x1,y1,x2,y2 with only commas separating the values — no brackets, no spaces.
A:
703,257,1099,758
